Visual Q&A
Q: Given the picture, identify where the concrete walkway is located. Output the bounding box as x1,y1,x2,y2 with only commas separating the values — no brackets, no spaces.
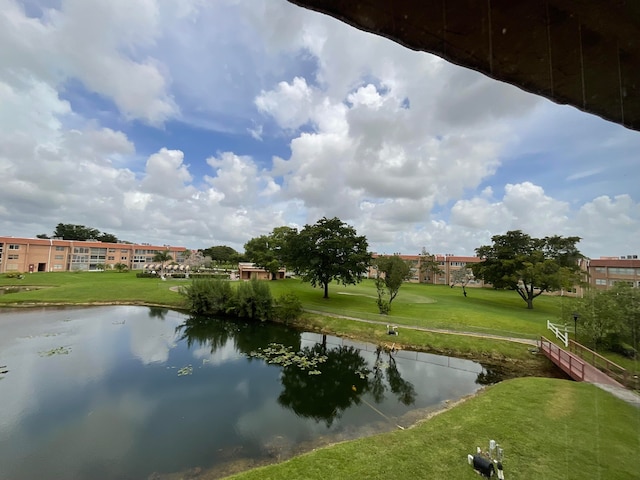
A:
595,383,640,407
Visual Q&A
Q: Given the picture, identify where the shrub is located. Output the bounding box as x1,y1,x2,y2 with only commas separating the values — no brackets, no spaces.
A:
136,272,157,278
182,278,234,316
273,293,303,323
231,280,273,322
613,342,637,359
4,272,24,279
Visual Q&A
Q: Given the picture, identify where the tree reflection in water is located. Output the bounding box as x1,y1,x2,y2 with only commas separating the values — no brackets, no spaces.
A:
148,307,169,320
176,317,418,427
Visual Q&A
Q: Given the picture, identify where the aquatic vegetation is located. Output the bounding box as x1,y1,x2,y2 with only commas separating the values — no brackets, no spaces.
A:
249,343,327,375
39,346,71,357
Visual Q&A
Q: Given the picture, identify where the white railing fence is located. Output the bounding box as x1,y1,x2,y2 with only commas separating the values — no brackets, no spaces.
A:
547,320,569,347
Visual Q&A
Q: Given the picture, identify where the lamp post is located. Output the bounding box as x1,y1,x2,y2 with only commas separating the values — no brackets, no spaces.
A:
572,312,579,342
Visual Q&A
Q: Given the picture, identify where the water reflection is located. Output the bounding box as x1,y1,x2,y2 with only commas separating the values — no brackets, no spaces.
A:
0,307,487,480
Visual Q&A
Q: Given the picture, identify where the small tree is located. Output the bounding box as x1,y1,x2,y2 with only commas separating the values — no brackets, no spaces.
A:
274,293,304,323
450,266,474,296
374,255,412,314
153,250,173,276
419,248,443,283
113,263,128,272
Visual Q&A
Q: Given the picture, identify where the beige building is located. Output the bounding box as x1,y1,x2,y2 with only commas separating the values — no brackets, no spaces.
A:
581,256,640,290
0,236,187,273
237,262,286,280
369,253,486,287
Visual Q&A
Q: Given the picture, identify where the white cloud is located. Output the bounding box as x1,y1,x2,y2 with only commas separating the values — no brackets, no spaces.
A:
0,0,177,125
0,0,637,260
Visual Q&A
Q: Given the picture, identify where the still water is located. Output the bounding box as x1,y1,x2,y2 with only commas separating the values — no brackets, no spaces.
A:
0,306,488,479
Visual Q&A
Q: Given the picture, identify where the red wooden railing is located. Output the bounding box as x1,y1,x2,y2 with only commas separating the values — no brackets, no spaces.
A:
538,336,585,381
568,340,629,386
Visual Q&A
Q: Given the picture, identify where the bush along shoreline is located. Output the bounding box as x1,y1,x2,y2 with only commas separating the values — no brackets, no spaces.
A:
182,278,303,323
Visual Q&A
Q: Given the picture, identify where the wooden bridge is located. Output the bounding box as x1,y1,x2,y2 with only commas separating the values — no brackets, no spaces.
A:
538,337,629,388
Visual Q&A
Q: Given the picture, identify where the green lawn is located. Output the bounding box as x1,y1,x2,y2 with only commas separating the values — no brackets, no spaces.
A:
229,377,640,480
0,271,186,307
269,278,575,340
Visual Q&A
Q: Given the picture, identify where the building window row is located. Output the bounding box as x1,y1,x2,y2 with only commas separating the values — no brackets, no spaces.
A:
607,267,638,275
9,244,20,250
8,254,19,260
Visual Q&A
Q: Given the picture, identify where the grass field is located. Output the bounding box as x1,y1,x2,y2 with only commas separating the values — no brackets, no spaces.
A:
1,272,638,479
228,377,640,480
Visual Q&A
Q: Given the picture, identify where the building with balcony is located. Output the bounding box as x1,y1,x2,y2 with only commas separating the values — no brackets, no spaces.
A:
0,236,187,273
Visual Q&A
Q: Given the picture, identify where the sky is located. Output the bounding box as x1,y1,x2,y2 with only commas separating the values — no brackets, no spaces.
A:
1,0,639,259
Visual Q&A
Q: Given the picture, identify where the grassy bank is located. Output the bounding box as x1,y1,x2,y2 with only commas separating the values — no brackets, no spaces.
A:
228,377,640,480
0,271,186,307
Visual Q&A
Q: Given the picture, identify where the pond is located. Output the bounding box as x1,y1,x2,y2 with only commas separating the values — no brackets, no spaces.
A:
0,306,490,479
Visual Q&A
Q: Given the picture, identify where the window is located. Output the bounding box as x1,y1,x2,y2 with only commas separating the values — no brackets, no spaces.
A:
55,246,65,251
73,247,89,254
8,254,19,260
121,256,128,261
595,279,607,285
594,267,605,273
121,249,128,253
108,248,116,253
53,264,63,270
9,244,20,250
55,255,64,260
108,256,115,261
609,267,635,275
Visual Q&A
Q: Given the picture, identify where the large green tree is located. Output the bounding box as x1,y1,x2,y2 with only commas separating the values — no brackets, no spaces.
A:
471,230,582,309
244,226,297,280
202,245,240,265
574,283,640,353
287,217,370,298
38,223,119,242
374,255,412,314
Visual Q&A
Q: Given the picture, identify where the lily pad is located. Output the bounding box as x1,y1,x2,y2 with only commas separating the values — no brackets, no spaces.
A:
39,346,71,357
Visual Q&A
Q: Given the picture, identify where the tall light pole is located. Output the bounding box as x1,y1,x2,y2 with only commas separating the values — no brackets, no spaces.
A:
572,312,579,342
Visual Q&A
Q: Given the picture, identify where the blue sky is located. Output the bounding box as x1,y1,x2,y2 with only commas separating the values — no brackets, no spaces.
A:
1,0,639,258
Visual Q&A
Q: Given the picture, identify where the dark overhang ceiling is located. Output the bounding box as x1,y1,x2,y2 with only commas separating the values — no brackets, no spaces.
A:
287,0,640,132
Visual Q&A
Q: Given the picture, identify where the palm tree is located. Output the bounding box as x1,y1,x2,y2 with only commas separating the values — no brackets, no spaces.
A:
153,250,173,277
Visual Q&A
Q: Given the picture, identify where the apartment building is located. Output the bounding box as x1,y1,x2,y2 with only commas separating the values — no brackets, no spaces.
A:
0,236,187,273
582,255,640,290
369,253,486,286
